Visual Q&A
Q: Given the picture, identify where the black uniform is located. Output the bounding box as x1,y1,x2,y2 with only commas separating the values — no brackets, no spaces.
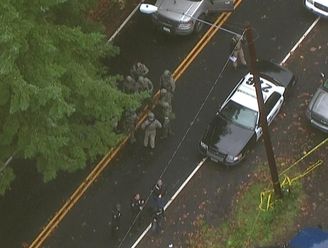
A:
151,207,165,233
130,195,145,216
111,205,121,239
151,181,167,212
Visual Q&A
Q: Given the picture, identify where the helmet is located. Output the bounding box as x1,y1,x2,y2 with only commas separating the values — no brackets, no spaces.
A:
148,112,155,120
163,70,171,77
160,88,167,94
157,179,163,187
126,75,134,82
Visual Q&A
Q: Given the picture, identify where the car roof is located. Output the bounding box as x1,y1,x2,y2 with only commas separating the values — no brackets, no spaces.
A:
230,73,284,111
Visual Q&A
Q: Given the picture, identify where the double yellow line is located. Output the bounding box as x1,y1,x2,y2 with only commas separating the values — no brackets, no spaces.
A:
174,0,242,79
29,1,243,247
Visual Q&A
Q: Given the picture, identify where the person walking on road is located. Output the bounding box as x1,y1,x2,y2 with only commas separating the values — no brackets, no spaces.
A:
153,179,167,199
151,205,165,234
230,34,247,70
141,112,162,150
160,70,176,93
130,193,145,217
159,89,174,139
122,108,138,144
161,115,173,139
111,204,122,240
151,179,166,211
159,88,174,118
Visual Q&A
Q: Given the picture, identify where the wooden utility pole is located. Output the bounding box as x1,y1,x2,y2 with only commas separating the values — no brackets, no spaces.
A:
244,23,283,198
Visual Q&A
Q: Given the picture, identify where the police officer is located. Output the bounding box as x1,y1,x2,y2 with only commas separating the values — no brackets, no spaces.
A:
150,179,166,220
130,62,149,80
141,112,162,150
151,205,164,234
122,109,137,144
137,76,154,93
230,34,247,70
122,75,139,94
159,88,173,119
160,70,176,93
111,204,121,239
130,193,145,227
130,193,145,216
161,115,173,139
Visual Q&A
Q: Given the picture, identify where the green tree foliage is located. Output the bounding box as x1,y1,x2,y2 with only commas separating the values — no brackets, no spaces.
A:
0,167,15,196
0,0,144,194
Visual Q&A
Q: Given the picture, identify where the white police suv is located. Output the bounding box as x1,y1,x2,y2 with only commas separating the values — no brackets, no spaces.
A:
199,61,296,165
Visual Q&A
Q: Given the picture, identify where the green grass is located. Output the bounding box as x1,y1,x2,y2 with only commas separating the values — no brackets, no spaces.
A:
187,168,305,248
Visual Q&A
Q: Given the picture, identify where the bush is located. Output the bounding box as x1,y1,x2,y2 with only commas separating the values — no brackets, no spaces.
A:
0,167,16,196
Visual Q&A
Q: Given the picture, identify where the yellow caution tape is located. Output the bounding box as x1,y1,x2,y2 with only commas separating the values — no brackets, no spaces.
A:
259,159,323,211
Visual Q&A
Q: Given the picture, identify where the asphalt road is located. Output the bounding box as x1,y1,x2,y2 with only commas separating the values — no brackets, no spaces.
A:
137,18,328,248
0,0,323,248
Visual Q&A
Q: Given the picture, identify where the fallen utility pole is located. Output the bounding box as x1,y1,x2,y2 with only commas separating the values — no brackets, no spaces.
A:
244,23,283,198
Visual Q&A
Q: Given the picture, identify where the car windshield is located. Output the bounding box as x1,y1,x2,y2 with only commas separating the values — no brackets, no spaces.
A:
323,79,328,91
220,101,258,130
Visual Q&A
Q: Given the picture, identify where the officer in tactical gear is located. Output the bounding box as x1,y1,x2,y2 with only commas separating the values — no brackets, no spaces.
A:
122,75,139,94
161,115,173,139
130,62,149,80
122,109,138,144
141,112,162,149
130,193,145,216
150,179,166,230
160,70,176,93
158,89,174,139
151,205,164,234
137,76,154,93
230,34,247,70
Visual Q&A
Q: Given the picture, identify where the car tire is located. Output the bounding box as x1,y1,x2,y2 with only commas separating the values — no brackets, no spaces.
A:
194,14,206,34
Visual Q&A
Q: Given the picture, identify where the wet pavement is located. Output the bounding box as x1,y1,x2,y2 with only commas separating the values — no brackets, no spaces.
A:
137,19,328,248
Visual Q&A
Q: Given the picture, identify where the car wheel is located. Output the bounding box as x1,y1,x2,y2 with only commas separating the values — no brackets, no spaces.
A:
194,14,206,33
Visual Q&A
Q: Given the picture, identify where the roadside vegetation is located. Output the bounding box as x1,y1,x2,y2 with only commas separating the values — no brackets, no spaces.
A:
187,165,305,248
0,0,146,195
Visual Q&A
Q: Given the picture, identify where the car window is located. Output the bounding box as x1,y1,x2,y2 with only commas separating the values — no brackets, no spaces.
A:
323,79,328,91
220,100,258,130
265,92,281,114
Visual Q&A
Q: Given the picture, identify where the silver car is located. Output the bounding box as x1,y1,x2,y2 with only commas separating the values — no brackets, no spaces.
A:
306,78,328,132
151,0,234,35
304,0,328,18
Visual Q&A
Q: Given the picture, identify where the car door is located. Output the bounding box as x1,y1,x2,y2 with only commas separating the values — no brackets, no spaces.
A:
207,0,234,13
265,92,284,125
